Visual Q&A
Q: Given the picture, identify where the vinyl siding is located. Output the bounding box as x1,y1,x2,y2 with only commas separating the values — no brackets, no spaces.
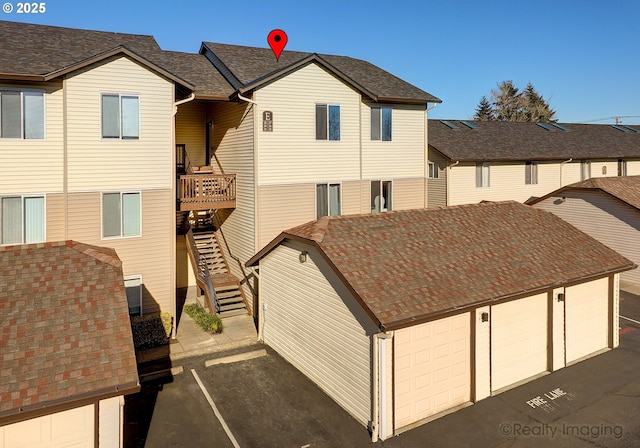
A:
427,149,448,207
449,161,594,205
392,177,425,210
260,241,377,426
550,288,566,371
208,101,255,298
65,56,174,191
626,160,640,176
0,82,64,194
45,193,65,241
342,180,365,216
591,160,619,178
254,63,361,185
257,183,315,249
175,100,207,166
534,190,640,284
66,190,174,314
361,103,425,179
98,396,123,448
176,234,196,289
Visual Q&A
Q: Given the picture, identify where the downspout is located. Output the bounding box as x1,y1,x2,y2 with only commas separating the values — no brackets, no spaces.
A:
237,92,258,105
424,102,438,208
560,158,572,188
371,333,380,442
447,160,460,205
172,92,195,339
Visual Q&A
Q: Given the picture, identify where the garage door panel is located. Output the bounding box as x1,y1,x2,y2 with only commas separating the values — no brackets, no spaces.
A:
565,279,609,363
492,293,548,392
394,313,471,429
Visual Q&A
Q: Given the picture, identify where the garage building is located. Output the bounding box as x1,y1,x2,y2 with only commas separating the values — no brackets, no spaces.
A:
247,201,635,441
0,241,140,447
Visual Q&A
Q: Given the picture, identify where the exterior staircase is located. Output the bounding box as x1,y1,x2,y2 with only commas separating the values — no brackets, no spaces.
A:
191,228,248,318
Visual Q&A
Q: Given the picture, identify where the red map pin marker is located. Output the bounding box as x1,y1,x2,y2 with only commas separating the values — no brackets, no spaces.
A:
267,29,288,61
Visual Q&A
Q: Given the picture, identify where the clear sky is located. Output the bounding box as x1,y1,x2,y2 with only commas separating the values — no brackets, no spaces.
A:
3,0,639,124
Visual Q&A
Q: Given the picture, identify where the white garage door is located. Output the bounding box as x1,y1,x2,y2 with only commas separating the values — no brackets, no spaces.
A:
565,279,609,364
0,404,94,448
491,293,548,392
394,313,471,429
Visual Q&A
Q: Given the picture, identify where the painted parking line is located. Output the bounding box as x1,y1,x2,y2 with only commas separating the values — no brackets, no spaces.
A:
191,369,241,448
620,327,638,335
620,315,640,326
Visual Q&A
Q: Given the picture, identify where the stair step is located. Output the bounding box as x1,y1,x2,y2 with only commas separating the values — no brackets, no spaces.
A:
214,283,240,293
219,309,249,318
218,297,243,305
219,302,247,312
216,290,242,299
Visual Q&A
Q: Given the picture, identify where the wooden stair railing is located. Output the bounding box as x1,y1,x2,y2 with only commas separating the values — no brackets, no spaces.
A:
185,226,219,314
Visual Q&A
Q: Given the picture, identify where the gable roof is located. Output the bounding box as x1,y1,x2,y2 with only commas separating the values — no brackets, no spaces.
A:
201,42,441,105
429,120,640,162
248,202,635,331
0,241,139,424
530,175,640,210
0,20,235,99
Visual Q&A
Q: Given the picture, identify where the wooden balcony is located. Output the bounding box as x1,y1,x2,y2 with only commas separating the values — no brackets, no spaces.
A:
178,173,236,211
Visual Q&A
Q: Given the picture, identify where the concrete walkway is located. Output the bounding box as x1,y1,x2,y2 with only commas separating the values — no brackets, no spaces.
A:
136,290,258,365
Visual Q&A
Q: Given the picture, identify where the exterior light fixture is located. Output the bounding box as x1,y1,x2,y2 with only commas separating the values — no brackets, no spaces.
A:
557,293,565,302
481,312,489,322
299,251,308,263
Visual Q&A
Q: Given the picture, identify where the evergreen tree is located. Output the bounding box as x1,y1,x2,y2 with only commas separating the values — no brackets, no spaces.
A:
474,96,494,121
474,81,557,122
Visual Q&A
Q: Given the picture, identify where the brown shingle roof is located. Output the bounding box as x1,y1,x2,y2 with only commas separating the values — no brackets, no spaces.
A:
0,241,139,421
249,202,635,330
0,20,234,99
531,175,640,210
202,42,441,104
429,120,640,161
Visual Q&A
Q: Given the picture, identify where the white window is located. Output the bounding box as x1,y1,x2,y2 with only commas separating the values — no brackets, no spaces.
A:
315,104,340,141
371,107,392,141
476,162,490,188
0,90,44,139
619,159,627,176
102,94,139,139
1,195,45,244
525,161,538,185
580,160,591,181
428,161,439,179
316,183,341,218
102,192,141,238
371,180,392,213
124,275,142,316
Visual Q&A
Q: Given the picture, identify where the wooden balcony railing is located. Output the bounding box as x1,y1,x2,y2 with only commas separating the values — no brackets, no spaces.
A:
178,174,236,211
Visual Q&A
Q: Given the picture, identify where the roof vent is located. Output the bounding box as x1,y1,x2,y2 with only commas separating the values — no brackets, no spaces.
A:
440,120,459,130
551,123,568,131
460,121,478,129
536,123,555,131
623,125,639,133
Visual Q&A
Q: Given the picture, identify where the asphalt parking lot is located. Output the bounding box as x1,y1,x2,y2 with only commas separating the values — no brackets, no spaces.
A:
125,290,640,447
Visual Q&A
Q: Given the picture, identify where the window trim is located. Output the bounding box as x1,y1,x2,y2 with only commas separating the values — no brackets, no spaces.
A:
124,274,143,316
428,161,439,179
100,93,140,140
101,191,142,240
315,182,342,218
371,106,392,141
0,89,46,140
0,194,46,245
525,161,538,185
371,180,393,213
476,162,490,188
315,103,341,141
618,159,627,176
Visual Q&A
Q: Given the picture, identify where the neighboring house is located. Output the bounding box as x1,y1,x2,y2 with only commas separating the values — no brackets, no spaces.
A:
427,119,640,207
247,201,634,441
0,241,139,447
174,42,441,314
531,176,640,286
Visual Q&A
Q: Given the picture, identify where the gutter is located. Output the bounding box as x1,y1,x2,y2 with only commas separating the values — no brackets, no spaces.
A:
0,381,140,427
173,93,196,116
